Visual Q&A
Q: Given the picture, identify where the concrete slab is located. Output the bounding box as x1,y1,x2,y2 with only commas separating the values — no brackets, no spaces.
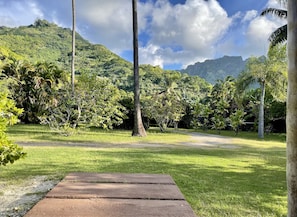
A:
24,173,198,217
46,182,185,200
25,198,197,217
63,172,176,184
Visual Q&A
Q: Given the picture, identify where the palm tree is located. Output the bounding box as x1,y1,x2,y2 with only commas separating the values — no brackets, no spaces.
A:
132,0,146,136
260,2,287,47
237,47,286,139
71,0,76,93
287,0,297,215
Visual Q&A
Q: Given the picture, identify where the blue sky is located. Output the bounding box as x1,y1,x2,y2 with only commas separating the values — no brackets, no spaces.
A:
0,0,286,69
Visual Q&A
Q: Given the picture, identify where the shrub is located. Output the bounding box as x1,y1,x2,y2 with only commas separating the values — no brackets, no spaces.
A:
0,77,26,166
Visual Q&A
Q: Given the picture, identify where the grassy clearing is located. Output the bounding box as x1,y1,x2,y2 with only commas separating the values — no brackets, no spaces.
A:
7,124,191,145
2,124,287,217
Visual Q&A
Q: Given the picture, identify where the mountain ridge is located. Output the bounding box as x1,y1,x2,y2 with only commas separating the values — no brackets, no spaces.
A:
181,55,247,84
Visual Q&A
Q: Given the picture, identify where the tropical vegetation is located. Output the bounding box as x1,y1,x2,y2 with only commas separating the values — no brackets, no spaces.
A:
0,70,26,166
0,18,288,167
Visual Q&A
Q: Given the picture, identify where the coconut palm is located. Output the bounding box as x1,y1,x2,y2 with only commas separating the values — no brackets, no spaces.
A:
260,2,287,47
132,0,146,136
287,0,297,215
71,0,76,93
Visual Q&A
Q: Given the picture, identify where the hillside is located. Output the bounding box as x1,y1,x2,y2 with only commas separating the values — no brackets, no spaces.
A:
0,20,131,74
181,56,247,84
0,19,210,93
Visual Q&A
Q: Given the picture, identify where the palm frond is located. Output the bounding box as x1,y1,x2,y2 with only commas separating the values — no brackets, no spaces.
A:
260,8,287,19
269,25,287,47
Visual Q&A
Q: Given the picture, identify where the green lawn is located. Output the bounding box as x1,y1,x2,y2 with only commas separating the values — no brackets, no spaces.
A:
1,125,287,217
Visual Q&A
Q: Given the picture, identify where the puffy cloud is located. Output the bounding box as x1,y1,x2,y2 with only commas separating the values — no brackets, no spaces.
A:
216,0,286,60
140,0,232,67
76,0,132,53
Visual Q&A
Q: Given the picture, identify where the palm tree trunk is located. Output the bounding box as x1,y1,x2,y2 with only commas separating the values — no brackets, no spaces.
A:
287,0,297,216
71,0,76,93
258,82,265,139
132,0,146,137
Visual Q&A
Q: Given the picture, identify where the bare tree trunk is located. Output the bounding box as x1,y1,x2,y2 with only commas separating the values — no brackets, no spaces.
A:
287,1,297,216
71,0,76,93
132,0,146,137
258,82,265,139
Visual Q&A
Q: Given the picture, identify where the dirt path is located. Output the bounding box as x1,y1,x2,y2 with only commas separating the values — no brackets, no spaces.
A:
1,132,236,217
181,132,237,149
17,132,236,149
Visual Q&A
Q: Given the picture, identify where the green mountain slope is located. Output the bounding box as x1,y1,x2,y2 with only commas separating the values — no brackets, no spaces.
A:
0,19,130,75
181,56,247,84
0,19,210,94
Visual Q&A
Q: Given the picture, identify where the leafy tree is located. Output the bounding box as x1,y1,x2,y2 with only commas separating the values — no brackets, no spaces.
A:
40,73,127,134
211,114,226,134
77,73,127,129
286,0,297,215
192,76,237,132
0,74,25,166
209,77,237,132
132,0,146,136
191,101,213,130
229,109,246,135
143,88,185,132
142,71,186,132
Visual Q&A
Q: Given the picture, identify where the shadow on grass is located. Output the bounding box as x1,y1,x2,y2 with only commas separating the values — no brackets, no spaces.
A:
1,147,287,216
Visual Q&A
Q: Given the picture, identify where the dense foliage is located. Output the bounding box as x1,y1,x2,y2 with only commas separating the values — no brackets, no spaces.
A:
0,72,26,166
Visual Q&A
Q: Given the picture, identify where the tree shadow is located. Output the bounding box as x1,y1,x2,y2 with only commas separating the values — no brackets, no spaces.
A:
0,147,287,216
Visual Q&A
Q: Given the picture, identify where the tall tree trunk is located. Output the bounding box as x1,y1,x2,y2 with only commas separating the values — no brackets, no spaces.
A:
287,1,297,216
132,0,146,137
71,0,76,93
258,81,265,139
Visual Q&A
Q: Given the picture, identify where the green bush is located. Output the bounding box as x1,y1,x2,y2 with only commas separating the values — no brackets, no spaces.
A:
0,133,26,166
0,77,26,166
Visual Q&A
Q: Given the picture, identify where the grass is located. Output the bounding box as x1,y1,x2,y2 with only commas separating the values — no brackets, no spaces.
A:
193,128,286,143
7,124,191,145
1,124,287,217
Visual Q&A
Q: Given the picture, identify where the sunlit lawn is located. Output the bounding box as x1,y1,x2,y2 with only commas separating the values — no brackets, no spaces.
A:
1,124,287,217
7,124,191,145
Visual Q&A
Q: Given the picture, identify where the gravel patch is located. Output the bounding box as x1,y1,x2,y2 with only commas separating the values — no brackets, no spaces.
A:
0,176,58,217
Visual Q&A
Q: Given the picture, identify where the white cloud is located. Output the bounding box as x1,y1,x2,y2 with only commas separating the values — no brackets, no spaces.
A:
242,10,258,23
267,0,287,9
139,0,232,67
216,1,286,60
0,0,44,27
76,0,132,53
139,44,164,67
